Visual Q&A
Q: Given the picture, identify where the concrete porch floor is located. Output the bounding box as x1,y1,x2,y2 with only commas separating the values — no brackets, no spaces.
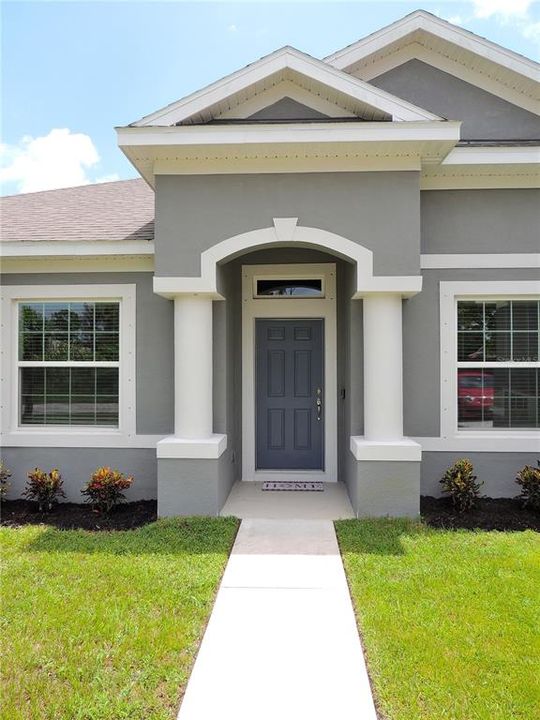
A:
220,481,355,520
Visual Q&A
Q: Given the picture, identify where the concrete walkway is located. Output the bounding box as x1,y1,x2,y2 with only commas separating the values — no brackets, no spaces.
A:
178,518,377,719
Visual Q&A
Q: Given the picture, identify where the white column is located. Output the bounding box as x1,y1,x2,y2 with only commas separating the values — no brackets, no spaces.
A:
363,293,403,441
174,295,213,439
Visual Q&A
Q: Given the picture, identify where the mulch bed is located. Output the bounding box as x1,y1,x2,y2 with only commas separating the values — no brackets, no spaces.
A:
1,497,538,532
0,500,157,531
421,496,539,532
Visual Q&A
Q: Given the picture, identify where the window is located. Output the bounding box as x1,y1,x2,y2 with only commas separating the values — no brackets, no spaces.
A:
18,301,120,426
255,278,323,298
456,299,539,430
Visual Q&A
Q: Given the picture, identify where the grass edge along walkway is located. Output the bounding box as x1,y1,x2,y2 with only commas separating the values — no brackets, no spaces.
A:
1,517,239,720
335,518,539,720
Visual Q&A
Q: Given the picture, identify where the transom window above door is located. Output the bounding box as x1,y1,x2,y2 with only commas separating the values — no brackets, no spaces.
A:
254,278,324,298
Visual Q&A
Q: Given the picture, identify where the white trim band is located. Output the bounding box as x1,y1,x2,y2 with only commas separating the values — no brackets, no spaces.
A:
350,437,422,462
157,434,227,459
421,254,540,269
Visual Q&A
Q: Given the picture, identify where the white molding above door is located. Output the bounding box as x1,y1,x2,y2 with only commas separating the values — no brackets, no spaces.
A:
242,263,338,482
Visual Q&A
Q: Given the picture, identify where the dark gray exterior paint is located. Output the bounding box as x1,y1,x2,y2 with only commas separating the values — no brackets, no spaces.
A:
1,447,157,502
154,172,421,277
248,97,330,120
421,189,540,254
2,272,174,436
370,59,540,140
256,318,324,470
422,452,539,498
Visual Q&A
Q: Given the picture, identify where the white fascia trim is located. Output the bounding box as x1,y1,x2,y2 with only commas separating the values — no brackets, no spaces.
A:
350,436,422,461
421,254,540,269
443,147,540,166
153,220,422,300
415,436,540,453
325,10,539,82
118,121,460,148
0,240,155,259
1,256,154,274
216,79,358,120
130,46,441,126
156,434,227,459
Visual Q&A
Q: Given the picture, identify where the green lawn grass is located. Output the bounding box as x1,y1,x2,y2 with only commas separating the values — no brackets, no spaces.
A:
0,517,238,720
336,519,540,720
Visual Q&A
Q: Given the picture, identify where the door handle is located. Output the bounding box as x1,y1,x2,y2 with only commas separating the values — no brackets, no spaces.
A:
316,388,322,421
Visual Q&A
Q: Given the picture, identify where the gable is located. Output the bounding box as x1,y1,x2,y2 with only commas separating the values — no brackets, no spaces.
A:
214,77,363,121
325,11,540,116
130,46,441,126
247,97,332,121
370,60,540,141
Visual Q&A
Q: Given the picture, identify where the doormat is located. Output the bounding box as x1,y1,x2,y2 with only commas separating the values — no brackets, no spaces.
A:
262,481,324,492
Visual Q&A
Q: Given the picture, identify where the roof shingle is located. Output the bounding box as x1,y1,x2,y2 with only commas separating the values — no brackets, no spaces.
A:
0,179,154,243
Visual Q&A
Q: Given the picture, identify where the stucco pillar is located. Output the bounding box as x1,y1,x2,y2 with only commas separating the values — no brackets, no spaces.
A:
348,291,421,518
173,295,213,439
156,292,227,465
363,293,403,441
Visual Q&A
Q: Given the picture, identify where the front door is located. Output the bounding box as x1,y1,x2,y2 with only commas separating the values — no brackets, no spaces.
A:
255,319,324,470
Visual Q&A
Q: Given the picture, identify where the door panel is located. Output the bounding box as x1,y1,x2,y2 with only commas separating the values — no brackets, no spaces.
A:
256,319,324,470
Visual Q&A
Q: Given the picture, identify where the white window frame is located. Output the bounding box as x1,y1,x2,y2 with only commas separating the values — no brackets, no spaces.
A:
440,281,540,450
1,284,137,447
252,272,326,299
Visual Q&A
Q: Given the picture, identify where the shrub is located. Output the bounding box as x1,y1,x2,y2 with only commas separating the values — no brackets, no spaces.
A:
0,460,11,500
81,467,133,513
24,468,65,512
515,464,540,510
440,458,483,513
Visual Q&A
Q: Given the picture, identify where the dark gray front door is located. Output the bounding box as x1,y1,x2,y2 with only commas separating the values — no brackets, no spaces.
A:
256,319,324,470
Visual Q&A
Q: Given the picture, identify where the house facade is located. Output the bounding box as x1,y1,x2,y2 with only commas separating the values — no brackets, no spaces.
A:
1,11,539,517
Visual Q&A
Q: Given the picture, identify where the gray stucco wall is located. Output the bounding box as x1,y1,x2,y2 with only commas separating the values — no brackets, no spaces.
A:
422,452,539,498
1,272,174,436
369,59,540,140
421,189,540,254
1,447,157,502
158,453,234,516
154,172,421,278
403,267,540,437
248,97,330,120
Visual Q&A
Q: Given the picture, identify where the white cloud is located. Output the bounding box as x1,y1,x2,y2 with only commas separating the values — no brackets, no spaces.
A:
227,24,237,32
521,20,540,40
471,0,533,20
0,128,115,194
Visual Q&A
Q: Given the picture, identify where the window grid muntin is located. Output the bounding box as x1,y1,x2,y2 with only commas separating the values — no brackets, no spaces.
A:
17,300,120,428
457,299,540,431
19,301,119,363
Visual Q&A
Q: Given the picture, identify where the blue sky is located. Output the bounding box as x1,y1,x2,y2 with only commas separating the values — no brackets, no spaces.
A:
1,1,539,195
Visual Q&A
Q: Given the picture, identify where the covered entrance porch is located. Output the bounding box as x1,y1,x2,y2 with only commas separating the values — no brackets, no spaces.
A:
154,219,422,518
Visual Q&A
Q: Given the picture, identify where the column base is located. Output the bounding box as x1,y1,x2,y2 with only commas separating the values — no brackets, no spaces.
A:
350,436,421,461
157,434,227,459
348,437,421,518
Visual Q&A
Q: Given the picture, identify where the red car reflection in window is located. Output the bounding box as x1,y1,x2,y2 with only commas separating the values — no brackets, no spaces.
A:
458,370,494,419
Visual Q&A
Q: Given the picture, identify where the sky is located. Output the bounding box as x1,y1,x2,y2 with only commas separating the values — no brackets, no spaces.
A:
1,0,539,196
